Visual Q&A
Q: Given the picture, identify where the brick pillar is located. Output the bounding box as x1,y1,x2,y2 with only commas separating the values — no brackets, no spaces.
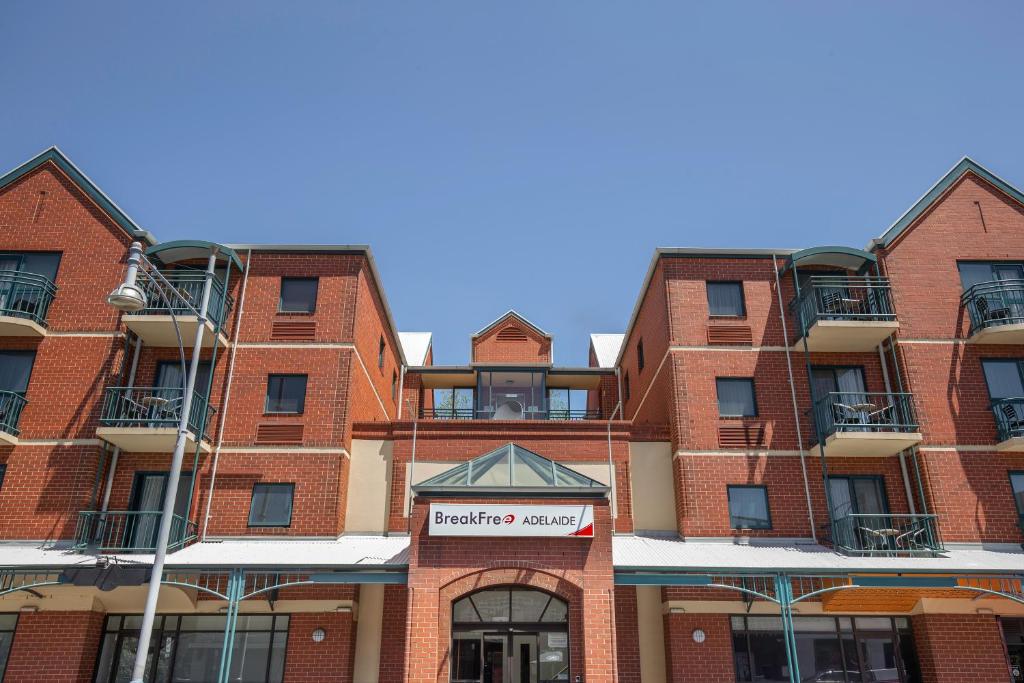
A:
5,610,104,683
378,585,408,683
911,613,1009,683
663,612,734,682
284,612,357,682
614,586,642,683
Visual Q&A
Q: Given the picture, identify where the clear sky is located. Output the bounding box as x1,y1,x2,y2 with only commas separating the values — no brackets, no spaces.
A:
3,2,1022,365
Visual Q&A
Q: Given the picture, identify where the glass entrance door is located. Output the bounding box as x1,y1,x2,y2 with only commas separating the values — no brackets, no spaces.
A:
482,635,505,683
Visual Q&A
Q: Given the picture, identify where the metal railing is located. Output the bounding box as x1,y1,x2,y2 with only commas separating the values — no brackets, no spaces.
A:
418,407,603,420
992,398,1024,443
0,271,57,327
100,386,216,440
137,270,234,329
0,391,28,438
73,510,197,553
813,391,918,438
790,275,895,334
961,279,1024,337
828,513,942,556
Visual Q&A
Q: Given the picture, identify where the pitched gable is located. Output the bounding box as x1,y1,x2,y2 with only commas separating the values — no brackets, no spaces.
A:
471,311,552,364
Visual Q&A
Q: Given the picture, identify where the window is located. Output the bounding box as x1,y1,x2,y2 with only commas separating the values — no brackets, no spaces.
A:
0,350,35,394
0,614,15,680
707,281,745,317
728,485,771,529
958,261,1024,290
637,339,645,372
432,388,475,418
95,614,289,683
623,373,630,401
391,370,398,400
476,369,546,419
982,359,1024,400
278,277,318,313
249,483,294,527
547,387,591,419
0,465,6,491
378,335,386,368
811,366,866,401
716,378,757,417
0,251,61,281
1010,473,1024,532
265,374,307,414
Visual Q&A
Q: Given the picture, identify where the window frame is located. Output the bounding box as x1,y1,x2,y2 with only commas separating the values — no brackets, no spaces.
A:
706,280,746,318
264,374,308,415
715,377,758,418
727,485,772,530
0,350,37,395
277,277,319,314
623,372,630,401
0,464,6,492
980,358,1024,400
378,335,386,369
248,482,295,528
637,339,645,372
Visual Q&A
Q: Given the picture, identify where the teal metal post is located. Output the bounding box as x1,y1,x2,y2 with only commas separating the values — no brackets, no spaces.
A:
774,574,800,683
217,569,244,683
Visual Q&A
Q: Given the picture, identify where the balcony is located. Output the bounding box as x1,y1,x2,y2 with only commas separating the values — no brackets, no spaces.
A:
121,270,233,348
961,280,1024,344
812,391,922,457
992,398,1024,451
828,513,942,556
791,276,898,351
0,271,57,337
96,386,215,453
73,510,196,554
0,391,27,446
419,407,604,421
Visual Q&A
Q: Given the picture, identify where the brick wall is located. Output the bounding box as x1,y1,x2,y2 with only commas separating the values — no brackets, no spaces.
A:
471,314,552,364
284,611,358,682
663,611,734,682
614,585,642,683
5,611,104,682
912,613,1009,683
378,585,409,683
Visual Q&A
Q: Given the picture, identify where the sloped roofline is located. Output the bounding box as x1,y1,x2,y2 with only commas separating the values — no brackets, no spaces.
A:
473,310,551,339
871,156,1024,250
0,146,156,245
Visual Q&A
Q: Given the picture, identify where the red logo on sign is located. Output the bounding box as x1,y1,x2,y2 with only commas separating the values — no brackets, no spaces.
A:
503,514,515,524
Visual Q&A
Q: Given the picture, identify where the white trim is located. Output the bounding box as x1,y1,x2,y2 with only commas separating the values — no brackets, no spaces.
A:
44,331,125,338
669,344,790,352
15,438,103,446
233,342,356,349
218,447,350,457
675,449,807,458
918,445,1001,453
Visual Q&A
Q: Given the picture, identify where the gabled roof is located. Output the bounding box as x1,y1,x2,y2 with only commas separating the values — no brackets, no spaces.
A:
0,147,155,245
399,332,433,366
473,310,550,339
589,333,624,368
413,443,608,498
873,156,1024,249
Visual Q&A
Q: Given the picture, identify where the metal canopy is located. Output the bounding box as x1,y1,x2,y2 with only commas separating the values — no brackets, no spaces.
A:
145,240,244,271
783,245,876,273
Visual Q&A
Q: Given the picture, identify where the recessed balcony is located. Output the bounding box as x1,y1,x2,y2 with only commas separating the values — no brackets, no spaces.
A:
121,270,232,348
0,391,27,446
419,407,603,421
993,399,1024,452
829,513,942,556
0,271,57,337
96,386,215,453
73,510,196,554
961,280,1024,344
791,276,899,352
812,391,923,457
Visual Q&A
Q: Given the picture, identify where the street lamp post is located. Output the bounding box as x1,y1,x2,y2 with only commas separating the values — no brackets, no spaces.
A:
107,241,217,683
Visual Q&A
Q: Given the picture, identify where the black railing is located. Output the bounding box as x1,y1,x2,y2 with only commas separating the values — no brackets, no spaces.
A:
100,386,216,439
0,391,28,438
992,398,1024,443
828,513,942,556
961,279,1024,337
0,271,57,327
419,407,603,421
790,276,895,334
813,391,918,438
138,270,234,329
73,510,196,553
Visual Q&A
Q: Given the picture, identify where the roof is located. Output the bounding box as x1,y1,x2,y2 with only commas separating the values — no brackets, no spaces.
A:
612,535,1024,574
873,156,1024,250
589,334,624,368
0,147,155,245
399,332,433,366
146,240,244,271
782,245,876,274
473,310,550,338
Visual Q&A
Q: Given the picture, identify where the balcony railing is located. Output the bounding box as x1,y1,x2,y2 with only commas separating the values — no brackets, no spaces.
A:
0,391,28,438
992,398,1024,444
791,276,896,332
138,270,234,329
73,510,196,554
419,407,604,421
813,391,918,438
961,279,1024,337
828,513,942,556
0,271,57,327
100,386,216,440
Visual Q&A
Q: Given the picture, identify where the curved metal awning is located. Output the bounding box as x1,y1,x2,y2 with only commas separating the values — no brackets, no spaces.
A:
783,246,876,273
146,240,244,271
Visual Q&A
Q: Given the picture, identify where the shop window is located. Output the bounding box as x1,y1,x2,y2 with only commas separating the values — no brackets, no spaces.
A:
249,483,294,527
728,485,771,529
278,277,318,313
265,374,307,414
716,378,757,417
707,281,745,317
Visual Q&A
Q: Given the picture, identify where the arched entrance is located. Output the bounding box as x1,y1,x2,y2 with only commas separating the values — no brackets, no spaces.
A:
450,587,569,683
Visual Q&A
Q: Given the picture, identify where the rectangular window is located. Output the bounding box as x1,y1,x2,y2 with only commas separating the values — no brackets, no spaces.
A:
624,373,630,401
278,277,318,313
391,370,398,400
249,483,295,527
476,369,547,419
0,350,36,394
728,485,771,529
431,387,475,418
0,251,62,281
0,464,6,491
707,281,745,317
637,339,645,372
265,374,307,414
958,261,1024,290
1010,473,1024,532
982,359,1024,400
716,378,757,417
0,614,15,680
378,335,386,368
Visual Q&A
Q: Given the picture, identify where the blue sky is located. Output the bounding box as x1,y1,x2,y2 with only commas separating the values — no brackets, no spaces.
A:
3,2,1022,365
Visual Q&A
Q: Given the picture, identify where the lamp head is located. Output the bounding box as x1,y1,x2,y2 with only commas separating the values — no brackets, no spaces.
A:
106,283,147,311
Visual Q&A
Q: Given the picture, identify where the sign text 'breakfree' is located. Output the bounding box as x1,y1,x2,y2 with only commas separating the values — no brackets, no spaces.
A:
428,504,594,537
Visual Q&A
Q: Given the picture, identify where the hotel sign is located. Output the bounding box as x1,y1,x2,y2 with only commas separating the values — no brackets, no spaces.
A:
429,504,594,538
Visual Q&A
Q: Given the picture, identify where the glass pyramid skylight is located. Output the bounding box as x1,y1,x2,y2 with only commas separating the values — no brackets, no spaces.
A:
416,443,605,489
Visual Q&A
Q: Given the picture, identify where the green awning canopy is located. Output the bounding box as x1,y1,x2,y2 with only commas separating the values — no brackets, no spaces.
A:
146,240,244,271
783,246,876,274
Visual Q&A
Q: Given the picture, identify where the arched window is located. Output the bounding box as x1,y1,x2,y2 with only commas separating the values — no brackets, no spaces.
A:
452,587,567,625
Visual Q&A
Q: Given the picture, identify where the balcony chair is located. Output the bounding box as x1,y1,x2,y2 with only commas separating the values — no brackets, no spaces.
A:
895,525,928,551
976,296,1010,324
1001,402,1024,438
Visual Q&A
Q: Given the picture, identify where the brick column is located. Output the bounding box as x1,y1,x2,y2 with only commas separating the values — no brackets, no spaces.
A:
284,612,358,682
911,613,1009,683
5,611,104,683
663,611,734,682
614,586,642,683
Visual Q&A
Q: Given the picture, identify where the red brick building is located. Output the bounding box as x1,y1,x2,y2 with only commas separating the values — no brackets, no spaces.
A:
0,147,1023,682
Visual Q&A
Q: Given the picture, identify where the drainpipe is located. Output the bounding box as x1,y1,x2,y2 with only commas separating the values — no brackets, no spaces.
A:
100,333,142,513
879,338,917,515
406,397,418,532
607,401,622,521
396,365,406,419
201,250,250,540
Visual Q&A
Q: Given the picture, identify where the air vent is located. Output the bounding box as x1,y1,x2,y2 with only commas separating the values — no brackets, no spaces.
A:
255,423,304,445
496,326,528,342
718,423,766,449
272,320,316,341
707,325,753,345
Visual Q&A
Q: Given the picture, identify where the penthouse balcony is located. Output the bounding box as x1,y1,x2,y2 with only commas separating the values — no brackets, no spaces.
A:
992,398,1024,452
961,279,1024,344
96,386,215,453
790,275,898,351
812,391,922,457
828,513,942,556
0,270,57,337
0,391,27,446
121,269,233,348
420,407,604,421
73,510,196,554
